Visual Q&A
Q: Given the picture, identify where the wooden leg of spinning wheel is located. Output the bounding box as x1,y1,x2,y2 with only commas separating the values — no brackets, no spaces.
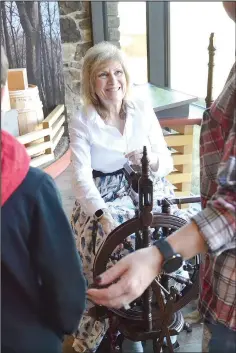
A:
153,338,162,353
115,333,124,353
152,283,176,353
108,314,122,353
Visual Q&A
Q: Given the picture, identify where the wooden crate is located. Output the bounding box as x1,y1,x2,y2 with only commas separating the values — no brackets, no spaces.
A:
8,68,28,91
16,104,66,168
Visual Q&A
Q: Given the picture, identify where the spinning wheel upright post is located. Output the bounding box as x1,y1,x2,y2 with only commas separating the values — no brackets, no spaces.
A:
138,147,175,353
138,146,153,332
205,32,216,108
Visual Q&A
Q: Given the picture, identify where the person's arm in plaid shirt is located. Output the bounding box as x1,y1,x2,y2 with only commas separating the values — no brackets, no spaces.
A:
192,131,236,256
167,113,236,260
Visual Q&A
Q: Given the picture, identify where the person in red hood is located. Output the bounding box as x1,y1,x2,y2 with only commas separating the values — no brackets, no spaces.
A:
1,45,86,353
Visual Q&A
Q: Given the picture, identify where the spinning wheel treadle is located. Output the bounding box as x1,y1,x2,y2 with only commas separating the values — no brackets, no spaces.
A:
93,147,200,353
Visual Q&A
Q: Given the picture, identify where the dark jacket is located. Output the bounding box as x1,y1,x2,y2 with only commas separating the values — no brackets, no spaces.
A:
1,130,86,353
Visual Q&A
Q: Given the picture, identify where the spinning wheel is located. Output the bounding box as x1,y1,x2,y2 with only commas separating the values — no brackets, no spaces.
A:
92,147,200,353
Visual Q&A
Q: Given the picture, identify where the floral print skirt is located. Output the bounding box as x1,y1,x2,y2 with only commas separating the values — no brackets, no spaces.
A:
71,172,195,352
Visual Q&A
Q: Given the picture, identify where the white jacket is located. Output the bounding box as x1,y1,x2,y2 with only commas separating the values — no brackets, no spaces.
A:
69,99,173,216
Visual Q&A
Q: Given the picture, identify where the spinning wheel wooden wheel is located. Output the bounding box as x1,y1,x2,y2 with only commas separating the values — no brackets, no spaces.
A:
92,147,200,353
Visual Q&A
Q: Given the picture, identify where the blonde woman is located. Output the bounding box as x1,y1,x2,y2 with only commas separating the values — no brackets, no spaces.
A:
70,42,185,352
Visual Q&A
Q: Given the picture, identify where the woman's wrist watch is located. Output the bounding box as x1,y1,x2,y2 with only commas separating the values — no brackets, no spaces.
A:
153,238,183,273
94,208,109,221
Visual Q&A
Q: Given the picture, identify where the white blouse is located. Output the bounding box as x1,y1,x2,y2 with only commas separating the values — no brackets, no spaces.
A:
69,99,173,216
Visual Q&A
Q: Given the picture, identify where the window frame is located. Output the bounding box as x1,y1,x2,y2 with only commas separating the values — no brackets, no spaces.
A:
91,1,107,43
91,1,171,88
91,2,219,111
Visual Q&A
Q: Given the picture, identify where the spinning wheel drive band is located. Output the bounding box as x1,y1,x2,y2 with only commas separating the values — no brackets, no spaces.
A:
93,146,200,352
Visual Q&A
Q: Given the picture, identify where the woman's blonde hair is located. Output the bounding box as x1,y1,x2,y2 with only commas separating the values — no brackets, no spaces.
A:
81,41,131,120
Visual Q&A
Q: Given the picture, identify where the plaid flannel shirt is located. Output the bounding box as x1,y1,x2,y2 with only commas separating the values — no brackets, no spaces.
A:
192,62,236,330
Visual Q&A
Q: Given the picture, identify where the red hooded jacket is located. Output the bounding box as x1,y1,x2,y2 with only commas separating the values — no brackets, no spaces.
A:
1,130,30,206
1,129,86,353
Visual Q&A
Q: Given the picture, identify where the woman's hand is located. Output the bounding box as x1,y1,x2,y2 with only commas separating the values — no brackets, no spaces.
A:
125,149,143,166
125,149,159,172
99,211,118,236
87,246,163,308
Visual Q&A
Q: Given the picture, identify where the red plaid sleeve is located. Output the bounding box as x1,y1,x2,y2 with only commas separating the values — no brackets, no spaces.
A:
192,64,236,256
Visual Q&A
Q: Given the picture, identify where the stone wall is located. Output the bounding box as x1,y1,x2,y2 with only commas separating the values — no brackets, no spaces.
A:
106,2,120,48
59,1,121,124
59,1,92,120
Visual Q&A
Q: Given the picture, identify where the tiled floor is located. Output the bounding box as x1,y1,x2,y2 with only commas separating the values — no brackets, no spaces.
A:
55,164,76,218
55,165,203,353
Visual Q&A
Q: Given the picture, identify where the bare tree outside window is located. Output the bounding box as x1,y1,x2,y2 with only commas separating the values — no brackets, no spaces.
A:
1,1,65,116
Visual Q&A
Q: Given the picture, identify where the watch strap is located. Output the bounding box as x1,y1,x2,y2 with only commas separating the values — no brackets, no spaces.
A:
94,208,109,220
94,209,104,220
153,238,175,260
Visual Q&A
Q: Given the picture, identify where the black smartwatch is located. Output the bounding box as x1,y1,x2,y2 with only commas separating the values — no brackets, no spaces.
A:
153,238,183,273
94,209,104,220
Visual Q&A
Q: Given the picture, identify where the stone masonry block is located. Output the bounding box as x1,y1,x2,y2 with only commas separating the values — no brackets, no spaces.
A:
59,2,82,15
75,12,88,20
79,18,91,30
61,43,77,62
106,2,118,16
75,42,93,60
82,1,90,14
108,28,120,42
60,16,81,43
81,29,92,42
70,61,83,70
63,68,81,82
107,16,120,29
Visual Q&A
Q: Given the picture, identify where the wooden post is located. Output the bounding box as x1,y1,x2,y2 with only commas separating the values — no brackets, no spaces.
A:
205,33,216,108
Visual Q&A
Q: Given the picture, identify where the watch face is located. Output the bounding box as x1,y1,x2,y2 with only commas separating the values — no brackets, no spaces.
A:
95,209,103,218
163,254,183,274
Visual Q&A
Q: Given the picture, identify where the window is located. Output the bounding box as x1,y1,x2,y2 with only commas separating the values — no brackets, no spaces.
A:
170,2,235,104
118,2,148,84
91,2,234,99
